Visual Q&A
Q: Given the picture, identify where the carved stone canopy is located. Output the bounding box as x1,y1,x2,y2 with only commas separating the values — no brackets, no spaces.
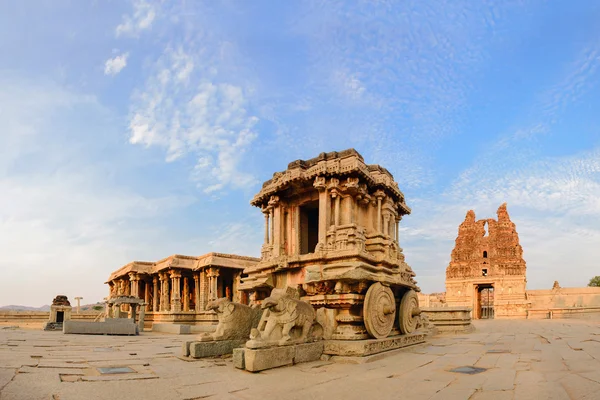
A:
52,295,71,306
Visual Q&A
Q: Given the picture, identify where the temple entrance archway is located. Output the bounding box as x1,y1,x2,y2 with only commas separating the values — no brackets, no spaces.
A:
475,284,494,319
56,311,64,323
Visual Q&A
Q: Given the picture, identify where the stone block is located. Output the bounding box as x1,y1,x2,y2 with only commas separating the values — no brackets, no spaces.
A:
182,341,193,357
233,348,245,369
242,341,324,372
63,320,137,335
151,323,191,334
188,340,246,358
244,345,295,372
294,342,324,364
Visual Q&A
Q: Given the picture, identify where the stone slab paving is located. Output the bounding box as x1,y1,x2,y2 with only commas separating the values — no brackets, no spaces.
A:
1,319,600,399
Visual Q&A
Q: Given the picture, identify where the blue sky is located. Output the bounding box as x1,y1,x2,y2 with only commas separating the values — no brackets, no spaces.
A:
1,0,599,306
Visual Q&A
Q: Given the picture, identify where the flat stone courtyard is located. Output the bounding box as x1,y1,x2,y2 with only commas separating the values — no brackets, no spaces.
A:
2,320,600,400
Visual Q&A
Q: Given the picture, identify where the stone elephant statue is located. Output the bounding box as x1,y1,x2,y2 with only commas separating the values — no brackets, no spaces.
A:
200,297,260,341
248,287,322,347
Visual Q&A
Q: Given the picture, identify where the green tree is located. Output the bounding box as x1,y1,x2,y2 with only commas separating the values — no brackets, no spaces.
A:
588,276,600,287
92,305,103,311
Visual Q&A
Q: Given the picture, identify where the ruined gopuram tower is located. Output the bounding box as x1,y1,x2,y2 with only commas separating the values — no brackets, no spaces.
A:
445,203,529,319
240,149,424,348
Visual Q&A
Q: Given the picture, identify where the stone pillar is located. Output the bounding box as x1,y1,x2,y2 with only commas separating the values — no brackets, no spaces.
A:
170,270,182,312
270,196,281,256
314,177,328,247
263,208,270,245
129,273,139,298
138,303,146,332
194,273,201,312
74,297,82,314
294,205,301,255
200,270,208,310
269,208,274,245
375,191,384,233
395,217,401,244
183,276,190,312
383,214,390,237
144,281,151,311
207,267,220,300
152,276,159,312
332,190,341,227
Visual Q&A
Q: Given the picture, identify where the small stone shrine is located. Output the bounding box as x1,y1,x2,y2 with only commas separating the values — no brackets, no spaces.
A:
236,149,426,368
44,295,72,331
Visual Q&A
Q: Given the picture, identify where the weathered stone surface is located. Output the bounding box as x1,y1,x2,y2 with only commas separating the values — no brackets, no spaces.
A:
421,307,475,334
244,345,295,372
292,342,325,364
199,298,260,341
323,333,425,356
189,339,246,358
63,319,138,335
152,323,191,334
3,319,600,398
445,203,529,319
63,319,137,335
246,287,321,348
233,347,245,369
244,342,324,372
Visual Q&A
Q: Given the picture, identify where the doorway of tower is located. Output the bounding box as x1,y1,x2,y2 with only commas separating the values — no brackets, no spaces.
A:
475,284,494,319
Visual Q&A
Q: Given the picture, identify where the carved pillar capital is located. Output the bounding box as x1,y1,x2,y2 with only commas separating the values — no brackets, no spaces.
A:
313,176,327,191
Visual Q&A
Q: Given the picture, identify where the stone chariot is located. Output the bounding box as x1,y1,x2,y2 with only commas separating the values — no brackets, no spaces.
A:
240,149,425,357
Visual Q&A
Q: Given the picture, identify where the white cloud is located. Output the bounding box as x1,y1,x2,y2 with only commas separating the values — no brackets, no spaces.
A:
104,52,129,76
128,47,259,193
0,79,194,306
404,146,600,294
115,0,156,37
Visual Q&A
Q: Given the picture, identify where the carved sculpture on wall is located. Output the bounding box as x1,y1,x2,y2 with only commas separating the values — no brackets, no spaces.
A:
246,287,322,348
199,297,260,342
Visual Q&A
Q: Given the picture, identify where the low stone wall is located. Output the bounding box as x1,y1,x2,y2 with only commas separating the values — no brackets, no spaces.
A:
527,287,600,309
152,322,217,334
63,319,138,335
527,306,600,320
421,307,475,334
0,311,103,329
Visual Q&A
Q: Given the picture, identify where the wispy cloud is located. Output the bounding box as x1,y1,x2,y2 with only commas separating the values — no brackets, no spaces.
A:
128,46,259,193
104,52,129,76
115,0,156,37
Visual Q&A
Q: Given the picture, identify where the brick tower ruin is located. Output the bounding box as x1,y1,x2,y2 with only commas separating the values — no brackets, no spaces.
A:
445,203,529,319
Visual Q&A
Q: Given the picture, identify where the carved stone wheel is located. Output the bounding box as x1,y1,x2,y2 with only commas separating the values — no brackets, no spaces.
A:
398,289,420,334
363,282,396,339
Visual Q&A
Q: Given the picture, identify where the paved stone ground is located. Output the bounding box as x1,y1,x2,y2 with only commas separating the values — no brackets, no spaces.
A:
1,319,600,400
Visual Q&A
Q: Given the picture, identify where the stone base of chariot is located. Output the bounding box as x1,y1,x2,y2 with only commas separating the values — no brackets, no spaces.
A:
234,342,324,372
323,332,426,359
182,339,246,359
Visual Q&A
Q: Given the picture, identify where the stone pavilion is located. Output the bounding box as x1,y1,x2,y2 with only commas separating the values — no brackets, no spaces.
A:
106,253,259,326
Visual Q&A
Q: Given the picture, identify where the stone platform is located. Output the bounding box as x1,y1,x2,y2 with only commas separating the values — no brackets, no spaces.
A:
323,333,426,357
3,320,600,399
421,307,475,334
182,339,246,359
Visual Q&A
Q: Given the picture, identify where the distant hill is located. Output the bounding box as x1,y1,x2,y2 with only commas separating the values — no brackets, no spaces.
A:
0,302,105,312
0,305,51,311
